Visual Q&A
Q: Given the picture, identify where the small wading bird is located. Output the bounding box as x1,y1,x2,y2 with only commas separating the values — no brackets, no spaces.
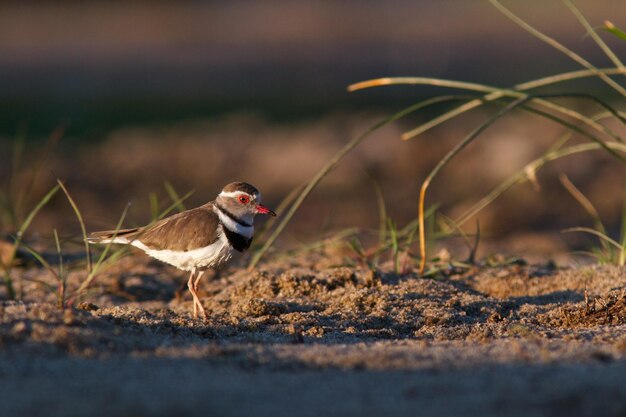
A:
87,182,276,318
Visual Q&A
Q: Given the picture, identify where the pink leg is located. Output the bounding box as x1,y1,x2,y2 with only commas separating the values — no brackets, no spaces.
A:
187,270,199,318
187,269,206,319
193,270,205,293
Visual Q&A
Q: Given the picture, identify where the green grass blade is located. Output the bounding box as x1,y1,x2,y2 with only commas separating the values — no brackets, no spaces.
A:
18,240,59,281
417,96,529,272
516,67,626,90
454,141,626,228
57,179,92,273
271,227,359,262
247,96,466,269
559,174,611,256
535,92,625,126
387,218,400,274
438,213,479,262
16,184,60,242
559,174,606,234
604,21,626,41
1,184,60,297
253,182,306,245
53,228,64,280
347,236,367,260
348,68,626,140
76,203,130,296
164,181,187,212
350,77,623,143
371,180,387,263
618,180,626,266
19,239,67,303
149,192,159,221
424,97,529,187
563,0,624,69
53,228,66,307
563,227,623,250
157,190,194,220
517,103,626,163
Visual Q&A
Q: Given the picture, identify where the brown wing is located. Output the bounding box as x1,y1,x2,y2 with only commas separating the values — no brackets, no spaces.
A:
134,204,220,251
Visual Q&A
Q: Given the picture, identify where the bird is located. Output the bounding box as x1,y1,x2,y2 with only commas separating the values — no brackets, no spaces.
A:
87,182,276,319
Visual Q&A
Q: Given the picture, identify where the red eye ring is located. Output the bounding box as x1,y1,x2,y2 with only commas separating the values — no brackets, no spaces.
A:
238,195,250,204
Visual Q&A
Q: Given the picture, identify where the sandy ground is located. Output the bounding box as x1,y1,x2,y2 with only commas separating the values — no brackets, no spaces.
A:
2,247,626,416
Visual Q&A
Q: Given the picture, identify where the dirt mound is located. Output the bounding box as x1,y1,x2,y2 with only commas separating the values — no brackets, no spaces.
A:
2,253,626,366
4,253,626,416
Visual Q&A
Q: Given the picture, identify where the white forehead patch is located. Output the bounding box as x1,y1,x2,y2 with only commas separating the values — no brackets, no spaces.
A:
219,191,259,201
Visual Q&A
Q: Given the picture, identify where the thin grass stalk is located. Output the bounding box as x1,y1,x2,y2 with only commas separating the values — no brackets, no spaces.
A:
19,243,59,295
253,182,306,244
75,203,130,296
271,227,360,262
563,0,625,70
15,127,63,226
347,237,367,264
350,77,624,143
86,248,128,278
530,97,623,144
535,93,625,126
563,227,623,250
489,0,626,98
387,218,400,274
156,190,194,220
522,106,626,168
438,214,479,262
21,277,57,296
516,103,625,163
164,181,187,212
348,68,626,139
403,220,419,251
371,180,387,264
618,180,626,266
454,142,626,228
559,174,607,234
14,185,59,245
247,96,467,269
399,220,419,274
559,174,612,258
149,193,159,221
518,68,626,90
53,228,66,308
57,179,92,273
373,205,437,256
418,97,529,273
468,220,480,264
2,184,60,299
424,207,439,267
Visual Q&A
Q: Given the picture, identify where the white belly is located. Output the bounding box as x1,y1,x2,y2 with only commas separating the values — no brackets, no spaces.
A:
134,233,234,272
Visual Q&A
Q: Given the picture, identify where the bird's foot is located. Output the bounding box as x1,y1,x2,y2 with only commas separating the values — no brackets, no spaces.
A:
196,304,208,320
191,300,207,321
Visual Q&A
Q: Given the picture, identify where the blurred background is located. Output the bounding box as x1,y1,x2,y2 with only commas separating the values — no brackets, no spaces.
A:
0,0,625,260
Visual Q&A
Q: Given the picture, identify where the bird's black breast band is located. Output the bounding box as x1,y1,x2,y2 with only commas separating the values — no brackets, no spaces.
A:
215,203,253,228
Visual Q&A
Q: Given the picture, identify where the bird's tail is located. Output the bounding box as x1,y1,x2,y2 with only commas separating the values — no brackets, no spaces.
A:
86,228,140,245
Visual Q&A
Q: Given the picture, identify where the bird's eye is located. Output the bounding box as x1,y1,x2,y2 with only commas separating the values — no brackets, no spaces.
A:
238,195,250,204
